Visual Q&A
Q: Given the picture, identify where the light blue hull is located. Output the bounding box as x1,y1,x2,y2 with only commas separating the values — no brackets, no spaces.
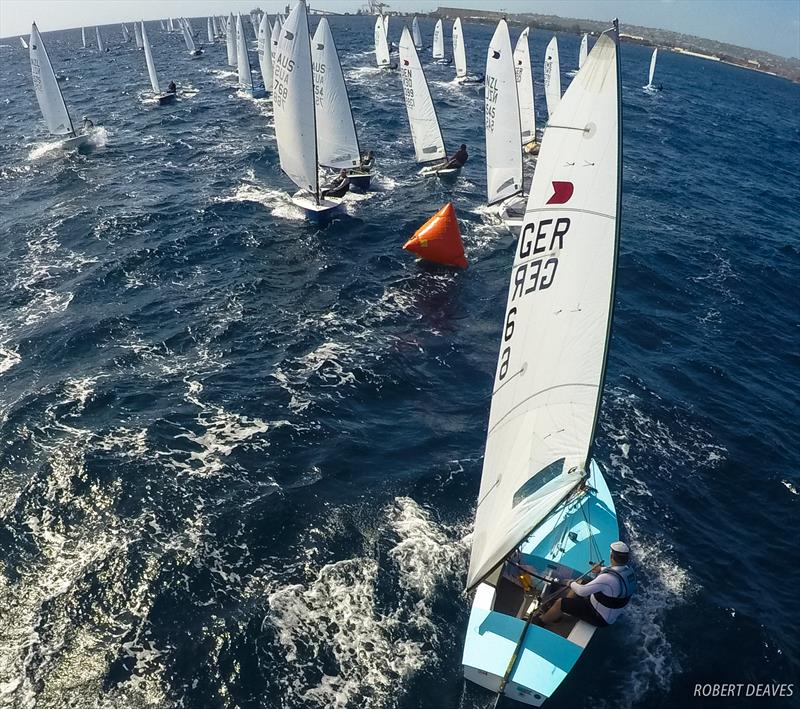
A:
462,460,619,706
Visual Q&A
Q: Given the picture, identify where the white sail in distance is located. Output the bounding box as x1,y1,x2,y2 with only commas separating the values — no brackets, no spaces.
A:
432,19,444,59
29,23,74,136
95,26,105,53
579,33,588,68
412,16,423,49
82,26,86,48
20,36,29,49
485,20,522,206
236,14,253,90
271,15,282,62
374,15,390,67
544,36,561,119
141,21,161,94
312,18,360,170
207,18,214,43
399,26,446,164
226,13,237,66
383,14,389,37
257,14,273,92
182,20,197,53
467,30,622,590
273,0,319,198
122,24,130,42
453,17,467,78
647,48,658,86
134,22,143,49
514,28,535,145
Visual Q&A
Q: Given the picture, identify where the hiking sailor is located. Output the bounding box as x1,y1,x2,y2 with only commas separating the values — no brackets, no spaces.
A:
540,540,636,627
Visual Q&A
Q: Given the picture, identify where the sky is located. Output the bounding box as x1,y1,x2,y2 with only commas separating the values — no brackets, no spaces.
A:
1,0,799,57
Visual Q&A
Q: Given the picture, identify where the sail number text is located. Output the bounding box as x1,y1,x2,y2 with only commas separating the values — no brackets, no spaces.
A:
485,75,498,131
498,217,570,381
273,55,295,109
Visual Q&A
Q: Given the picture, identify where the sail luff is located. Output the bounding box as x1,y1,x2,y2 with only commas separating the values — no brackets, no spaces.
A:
485,20,523,205
399,26,446,164
466,29,622,590
29,23,75,136
312,18,360,170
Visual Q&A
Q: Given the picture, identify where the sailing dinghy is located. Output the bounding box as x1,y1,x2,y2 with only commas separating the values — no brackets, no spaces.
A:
412,16,423,50
399,26,457,179
374,15,393,69
29,23,89,150
644,48,658,91
462,21,624,706
312,18,370,191
432,18,449,63
226,13,237,67
514,28,538,155
236,13,265,97
95,26,106,53
182,18,203,58
543,36,561,120
485,20,525,228
274,1,343,222
453,17,483,84
257,13,273,96
141,21,175,105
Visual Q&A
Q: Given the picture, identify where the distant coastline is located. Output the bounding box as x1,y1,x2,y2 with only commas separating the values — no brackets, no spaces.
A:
400,6,800,83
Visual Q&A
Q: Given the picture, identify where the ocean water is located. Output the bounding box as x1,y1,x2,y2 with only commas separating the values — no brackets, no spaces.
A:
1,14,799,709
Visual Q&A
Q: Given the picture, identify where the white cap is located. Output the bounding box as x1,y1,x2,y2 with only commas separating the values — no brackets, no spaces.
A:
610,541,630,555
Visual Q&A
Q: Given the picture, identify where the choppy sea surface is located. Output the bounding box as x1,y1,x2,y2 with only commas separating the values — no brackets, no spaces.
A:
1,14,799,709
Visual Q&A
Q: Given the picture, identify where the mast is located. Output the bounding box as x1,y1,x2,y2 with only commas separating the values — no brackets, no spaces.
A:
304,5,320,205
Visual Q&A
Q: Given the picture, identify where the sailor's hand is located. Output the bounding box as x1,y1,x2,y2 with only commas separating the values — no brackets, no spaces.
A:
591,562,602,575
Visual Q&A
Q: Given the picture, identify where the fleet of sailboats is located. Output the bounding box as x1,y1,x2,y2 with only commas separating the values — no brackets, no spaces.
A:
463,20,625,705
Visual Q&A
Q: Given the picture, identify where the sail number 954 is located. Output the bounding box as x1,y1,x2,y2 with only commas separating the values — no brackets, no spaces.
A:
498,217,571,382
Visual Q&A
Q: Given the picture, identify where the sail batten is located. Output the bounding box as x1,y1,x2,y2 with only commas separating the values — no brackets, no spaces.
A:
467,30,622,591
29,23,74,137
399,26,446,164
485,21,523,205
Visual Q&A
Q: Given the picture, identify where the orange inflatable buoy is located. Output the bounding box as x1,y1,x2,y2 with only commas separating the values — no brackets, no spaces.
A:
403,203,468,269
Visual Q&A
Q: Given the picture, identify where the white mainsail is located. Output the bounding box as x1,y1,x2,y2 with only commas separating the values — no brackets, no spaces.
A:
20,36,29,49
182,20,197,53
412,16,423,49
543,36,561,119
141,21,160,94
466,30,622,590
383,14,389,37
514,28,536,146
453,17,467,78
122,24,130,42
226,13,237,66
485,21,522,206
29,23,75,136
432,19,444,59
647,48,658,87
312,18,360,170
273,0,319,198
257,14,273,92
168,17,174,32
134,22,143,49
399,26,446,164
271,15,282,62
236,14,254,91
95,26,105,53
207,17,214,44
81,26,87,48
374,15,390,68
579,33,588,68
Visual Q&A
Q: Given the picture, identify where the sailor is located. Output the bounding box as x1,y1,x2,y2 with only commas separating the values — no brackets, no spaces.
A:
442,144,468,170
82,116,94,131
359,150,375,171
321,169,350,199
539,541,636,627
167,81,177,94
